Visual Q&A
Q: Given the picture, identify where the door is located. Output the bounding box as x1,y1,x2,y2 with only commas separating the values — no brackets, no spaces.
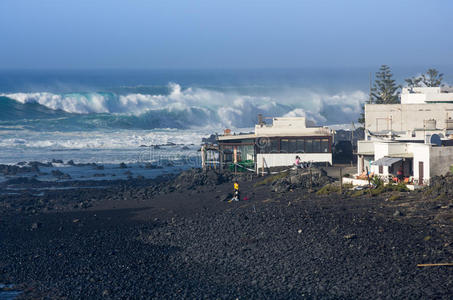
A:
419,161,424,185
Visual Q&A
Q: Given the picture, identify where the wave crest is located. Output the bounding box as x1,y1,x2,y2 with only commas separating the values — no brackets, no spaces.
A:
1,83,367,128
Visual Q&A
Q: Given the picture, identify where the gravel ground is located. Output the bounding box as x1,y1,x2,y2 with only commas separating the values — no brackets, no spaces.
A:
0,170,453,299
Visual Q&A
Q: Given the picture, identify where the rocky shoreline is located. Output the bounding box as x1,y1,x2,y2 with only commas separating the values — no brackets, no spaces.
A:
0,168,452,298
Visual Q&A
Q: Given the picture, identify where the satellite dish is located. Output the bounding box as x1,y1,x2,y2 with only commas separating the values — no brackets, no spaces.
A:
430,134,442,146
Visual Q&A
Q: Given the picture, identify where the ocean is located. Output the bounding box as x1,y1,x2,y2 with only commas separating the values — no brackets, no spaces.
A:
0,68,448,181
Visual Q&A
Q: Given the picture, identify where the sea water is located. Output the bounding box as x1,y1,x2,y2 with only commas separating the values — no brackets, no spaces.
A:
1,68,446,180
0,284,21,300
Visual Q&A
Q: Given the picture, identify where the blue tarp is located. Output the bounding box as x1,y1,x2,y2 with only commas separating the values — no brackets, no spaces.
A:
371,157,402,167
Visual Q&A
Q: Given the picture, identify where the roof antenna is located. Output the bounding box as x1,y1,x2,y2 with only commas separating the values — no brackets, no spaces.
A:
257,114,264,126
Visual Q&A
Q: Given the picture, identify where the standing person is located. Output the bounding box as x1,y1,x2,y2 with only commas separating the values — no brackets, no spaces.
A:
229,181,240,202
366,167,371,186
397,166,404,183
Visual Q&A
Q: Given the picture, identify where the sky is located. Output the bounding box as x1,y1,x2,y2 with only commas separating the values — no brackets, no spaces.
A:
0,0,452,70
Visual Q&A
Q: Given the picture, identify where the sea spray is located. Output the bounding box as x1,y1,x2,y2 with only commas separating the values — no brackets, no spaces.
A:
1,83,367,129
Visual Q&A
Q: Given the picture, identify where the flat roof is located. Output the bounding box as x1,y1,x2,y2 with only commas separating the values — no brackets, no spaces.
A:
218,133,332,141
357,151,374,156
217,134,256,141
388,153,414,158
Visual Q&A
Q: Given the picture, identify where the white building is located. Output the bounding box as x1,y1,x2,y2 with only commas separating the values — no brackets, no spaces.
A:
364,87,453,141
401,86,453,104
356,87,453,186
217,117,333,173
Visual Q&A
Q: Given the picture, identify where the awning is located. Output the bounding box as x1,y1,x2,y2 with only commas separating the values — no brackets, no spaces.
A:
371,157,402,167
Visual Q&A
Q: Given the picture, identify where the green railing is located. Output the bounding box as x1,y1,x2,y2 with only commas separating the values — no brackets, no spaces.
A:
228,160,255,172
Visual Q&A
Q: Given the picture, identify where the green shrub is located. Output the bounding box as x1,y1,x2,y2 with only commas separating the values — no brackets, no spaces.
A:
370,185,385,196
424,183,442,197
253,171,289,188
388,193,401,201
386,182,409,192
351,190,365,197
343,183,353,189
371,175,384,188
316,184,340,195
434,194,447,202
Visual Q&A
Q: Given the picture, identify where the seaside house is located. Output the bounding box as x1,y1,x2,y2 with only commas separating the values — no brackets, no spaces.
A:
216,116,334,173
354,86,453,186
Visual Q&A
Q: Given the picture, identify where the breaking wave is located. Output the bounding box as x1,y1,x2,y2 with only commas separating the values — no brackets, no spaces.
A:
1,83,367,130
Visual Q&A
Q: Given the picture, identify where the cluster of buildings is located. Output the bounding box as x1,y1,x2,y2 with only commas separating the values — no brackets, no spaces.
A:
206,86,453,186
356,86,453,186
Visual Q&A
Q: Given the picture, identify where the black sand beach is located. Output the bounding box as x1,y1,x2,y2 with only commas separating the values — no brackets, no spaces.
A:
1,168,453,299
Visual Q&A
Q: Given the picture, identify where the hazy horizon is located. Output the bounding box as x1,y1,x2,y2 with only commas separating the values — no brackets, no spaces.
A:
1,0,452,70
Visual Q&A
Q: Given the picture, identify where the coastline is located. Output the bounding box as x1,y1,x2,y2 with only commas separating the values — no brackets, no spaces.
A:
1,168,452,298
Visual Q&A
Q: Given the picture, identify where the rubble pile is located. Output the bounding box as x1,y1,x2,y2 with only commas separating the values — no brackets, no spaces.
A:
172,169,234,191
271,168,333,193
424,173,453,200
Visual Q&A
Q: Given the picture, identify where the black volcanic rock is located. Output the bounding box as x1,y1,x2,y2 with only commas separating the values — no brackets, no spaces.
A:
51,170,71,179
0,164,39,175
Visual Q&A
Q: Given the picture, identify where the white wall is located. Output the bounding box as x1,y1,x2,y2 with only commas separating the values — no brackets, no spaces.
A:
357,140,374,153
407,143,430,184
255,117,332,136
401,93,426,104
365,103,453,134
257,153,332,169
255,125,331,136
357,155,373,175
401,87,453,104
359,141,433,184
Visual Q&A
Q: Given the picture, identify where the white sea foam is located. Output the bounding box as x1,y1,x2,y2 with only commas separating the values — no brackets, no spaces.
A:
2,83,367,128
0,129,214,149
0,128,218,165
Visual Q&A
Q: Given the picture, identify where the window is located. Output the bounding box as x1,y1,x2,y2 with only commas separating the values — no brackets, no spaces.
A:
320,138,329,153
296,139,304,152
379,165,383,174
237,145,254,161
305,139,313,153
257,137,330,153
289,139,298,153
270,139,279,153
312,139,321,153
222,146,234,162
260,140,270,153
280,139,289,153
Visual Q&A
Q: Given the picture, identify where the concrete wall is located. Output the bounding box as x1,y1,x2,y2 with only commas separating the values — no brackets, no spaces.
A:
407,143,430,185
357,140,374,153
401,87,453,104
365,103,453,133
257,153,332,169
429,146,453,178
357,140,432,184
357,155,373,175
255,125,331,137
401,93,426,104
255,117,332,137
374,142,407,160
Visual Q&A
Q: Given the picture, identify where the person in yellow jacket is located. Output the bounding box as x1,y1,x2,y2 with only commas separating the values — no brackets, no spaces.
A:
229,181,240,202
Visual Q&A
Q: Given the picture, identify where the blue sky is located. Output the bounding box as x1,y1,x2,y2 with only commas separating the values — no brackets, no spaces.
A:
0,0,452,69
